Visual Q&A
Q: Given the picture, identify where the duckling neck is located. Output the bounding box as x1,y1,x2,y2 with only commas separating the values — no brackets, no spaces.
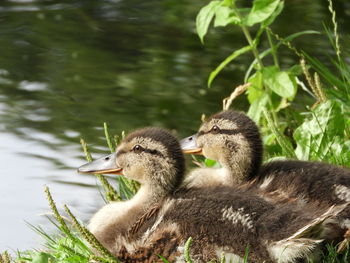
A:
219,151,251,184
134,184,167,208
140,176,174,205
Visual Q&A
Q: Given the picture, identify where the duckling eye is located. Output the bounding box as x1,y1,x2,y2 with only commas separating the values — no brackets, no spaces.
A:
211,125,220,134
133,145,143,153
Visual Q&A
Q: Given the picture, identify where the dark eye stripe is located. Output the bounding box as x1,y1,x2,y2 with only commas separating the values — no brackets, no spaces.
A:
117,148,164,158
197,129,242,137
143,148,164,157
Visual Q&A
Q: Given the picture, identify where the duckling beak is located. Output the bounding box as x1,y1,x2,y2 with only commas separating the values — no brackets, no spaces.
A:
77,153,123,175
180,134,203,155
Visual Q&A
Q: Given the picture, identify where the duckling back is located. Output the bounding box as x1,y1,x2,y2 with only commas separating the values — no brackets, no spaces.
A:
116,185,346,263
256,160,350,205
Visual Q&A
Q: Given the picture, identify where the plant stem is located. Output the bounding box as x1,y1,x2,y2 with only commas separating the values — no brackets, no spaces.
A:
231,4,280,125
266,28,279,68
184,237,193,263
241,26,264,69
231,7,264,69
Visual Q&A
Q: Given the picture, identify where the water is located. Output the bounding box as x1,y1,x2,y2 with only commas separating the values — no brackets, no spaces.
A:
0,0,349,252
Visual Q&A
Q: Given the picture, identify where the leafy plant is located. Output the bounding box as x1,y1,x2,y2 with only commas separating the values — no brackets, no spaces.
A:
197,0,350,168
294,100,350,165
196,0,318,127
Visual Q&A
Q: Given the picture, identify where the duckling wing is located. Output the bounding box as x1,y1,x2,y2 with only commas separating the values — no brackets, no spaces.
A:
265,203,348,263
159,187,278,262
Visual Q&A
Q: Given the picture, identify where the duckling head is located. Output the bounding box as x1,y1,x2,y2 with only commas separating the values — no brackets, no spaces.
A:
79,127,185,196
181,110,263,181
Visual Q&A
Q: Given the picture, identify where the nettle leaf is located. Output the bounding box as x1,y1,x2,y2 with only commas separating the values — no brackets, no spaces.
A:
262,66,296,99
196,1,221,43
214,6,240,27
294,100,345,161
245,0,281,27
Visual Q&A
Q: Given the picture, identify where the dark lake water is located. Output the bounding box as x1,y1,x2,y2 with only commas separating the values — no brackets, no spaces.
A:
0,0,350,252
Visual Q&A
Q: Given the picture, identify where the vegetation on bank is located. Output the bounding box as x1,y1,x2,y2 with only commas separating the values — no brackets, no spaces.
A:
1,0,350,262
196,0,350,166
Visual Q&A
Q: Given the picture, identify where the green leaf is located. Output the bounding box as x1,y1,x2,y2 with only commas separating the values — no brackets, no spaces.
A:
247,93,268,123
245,0,280,27
204,158,218,167
288,65,303,76
208,45,252,87
262,66,297,99
294,100,345,161
214,6,240,27
247,71,263,103
261,1,284,28
264,110,296,158
222,0,236,6
32,252,54,263
158,255,171,263
196,1,221,43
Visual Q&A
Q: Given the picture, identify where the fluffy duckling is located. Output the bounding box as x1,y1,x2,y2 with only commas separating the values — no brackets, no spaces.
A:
180,110,350,205
181,110,350,248
80,127,345,263
78,127,185,253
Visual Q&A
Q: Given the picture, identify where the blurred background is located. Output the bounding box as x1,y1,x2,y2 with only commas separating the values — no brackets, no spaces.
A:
0,0,349,252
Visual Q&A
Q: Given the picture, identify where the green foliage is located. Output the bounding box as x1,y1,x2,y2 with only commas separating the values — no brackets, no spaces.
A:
204,158,218,167
262,66,296,99
18,221,98,263
184,237,193,263
264,110,296,158
294,100,350,165
244,0,281,27
196,0,321,134
196,1,222,43
319,244,349,263
197,0,350,169
158,255,171,263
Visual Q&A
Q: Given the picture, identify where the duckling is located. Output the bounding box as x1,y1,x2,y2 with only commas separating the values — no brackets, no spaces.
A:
181,110,350,204
78,127,185,254
180,110,350,248
79,127,346,263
